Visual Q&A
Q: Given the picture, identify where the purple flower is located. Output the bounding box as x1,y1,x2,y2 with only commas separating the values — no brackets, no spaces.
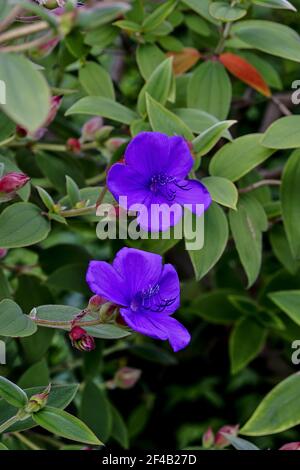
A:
86,247,190,352
107,132,211,231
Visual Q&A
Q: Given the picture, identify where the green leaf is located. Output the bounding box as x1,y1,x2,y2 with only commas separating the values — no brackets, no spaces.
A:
80,381,112,443
79,62,115,100
222,433,260,450
269,290,300,326
229,194,268,287
184,14,211,36
35,305,130,339
230,317,266,374
136,44,165,80
261,116,300,149
0,384,79,433
36,186,55,212
0,112,15,143
110,405,129,449
66,97,138,125
66,176,81,208
202,176,238,209
269,225,299,274
77,2,130,29
252,0,296,11
192,120,236,156
146,94,193,140
281,149,300,259
209,134,275,182
0,299,37,338
188,61,232,120
0,443,8,450
187,203,229,280
0,376,28,408
18,359,50,389
189,289,241,324
33,406,102,445
232,20,300,62
142,0,177,32
138,58,173,116
174,108,231,139
209,2,247,22
181,0,219,24
0,53,50,132
0,203,50,249
241,373,300,435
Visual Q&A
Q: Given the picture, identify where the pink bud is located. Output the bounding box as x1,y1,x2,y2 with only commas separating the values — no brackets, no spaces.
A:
279,442,300,450
0,172,30,194
67,138,81,154
81,117,103,142
44,95,62,127
215,425,239,449
35,37,60,58
88,295,107,312
0,249,8,259
109,367,142,390
105,138,127,152
25,384,51,413
202,427,214,449
69,326,95,352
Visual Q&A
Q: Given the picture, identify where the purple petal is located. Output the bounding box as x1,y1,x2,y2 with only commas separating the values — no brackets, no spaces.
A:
107,163,150,207
157,264,180,314
113,248,163,297
174,179,212,216
137,196,183,232
166,136,194,178
125,132,170,176
86,260,129,306
120,309,190,352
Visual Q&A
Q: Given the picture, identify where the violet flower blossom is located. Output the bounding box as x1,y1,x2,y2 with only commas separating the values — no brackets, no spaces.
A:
107,132,211,231
86,247,190,352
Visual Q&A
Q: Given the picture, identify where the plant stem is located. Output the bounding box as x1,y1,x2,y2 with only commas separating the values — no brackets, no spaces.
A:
33,316,104,330
0,414,20,434
215,0,237,55
239,179,281,194
0,32,54,53
0,21,49,44
0,6,24,34
271,95,292,117
60,204,96,218
13,432,41,451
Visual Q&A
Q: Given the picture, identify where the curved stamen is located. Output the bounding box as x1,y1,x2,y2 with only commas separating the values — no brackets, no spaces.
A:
140,283,176,313
150,173,191,202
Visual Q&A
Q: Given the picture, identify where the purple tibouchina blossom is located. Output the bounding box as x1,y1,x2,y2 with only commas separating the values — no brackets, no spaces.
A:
86,247,190,352
107,132,211,231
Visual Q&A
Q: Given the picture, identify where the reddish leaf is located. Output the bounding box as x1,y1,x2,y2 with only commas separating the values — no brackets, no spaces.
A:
167,47,201,75
219,53,271,97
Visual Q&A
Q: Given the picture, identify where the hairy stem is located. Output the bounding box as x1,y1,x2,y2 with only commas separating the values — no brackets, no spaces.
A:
13,432,41,451
0,32,54,53
0,414,20,434
239,179,281,194
0,21,49,44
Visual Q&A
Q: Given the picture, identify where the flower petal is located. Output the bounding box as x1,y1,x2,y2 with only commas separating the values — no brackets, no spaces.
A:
107,163,150,207
174,179,212,216
137,196,183,232
157,263,180,314
125,132,170,176
86,260,129,306
120,309,190,352
113,247,163,297
167,136,194,178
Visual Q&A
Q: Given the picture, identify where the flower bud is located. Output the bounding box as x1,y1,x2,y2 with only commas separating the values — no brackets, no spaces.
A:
37,0,65,9
214,425,239,449
24,384,51,413
69,326,95,352
107,367,142,390
202,427,214,449
96,125,114,141
45,96,62,127
0,248,8,259
81,117,103,142
67,138,81,154
0,172,30,194
280,442,300,450
88,295,107,313
105,138,127,153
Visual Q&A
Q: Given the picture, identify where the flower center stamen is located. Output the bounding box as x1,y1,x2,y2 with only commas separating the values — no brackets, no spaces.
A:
150,173,191,202
130,283,176,313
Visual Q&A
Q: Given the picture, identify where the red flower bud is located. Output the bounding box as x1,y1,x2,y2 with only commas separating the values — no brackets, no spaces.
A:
202,427,214,449
108,367,142,390
45,95,62,127
25,384,51,413
214,425,239,449
67,138,81,154
81,117,103,142
0,249,7,259
88,294,107,312
0,172,30,194
279,442,300,450
69,326,95,352
105,138,127,152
